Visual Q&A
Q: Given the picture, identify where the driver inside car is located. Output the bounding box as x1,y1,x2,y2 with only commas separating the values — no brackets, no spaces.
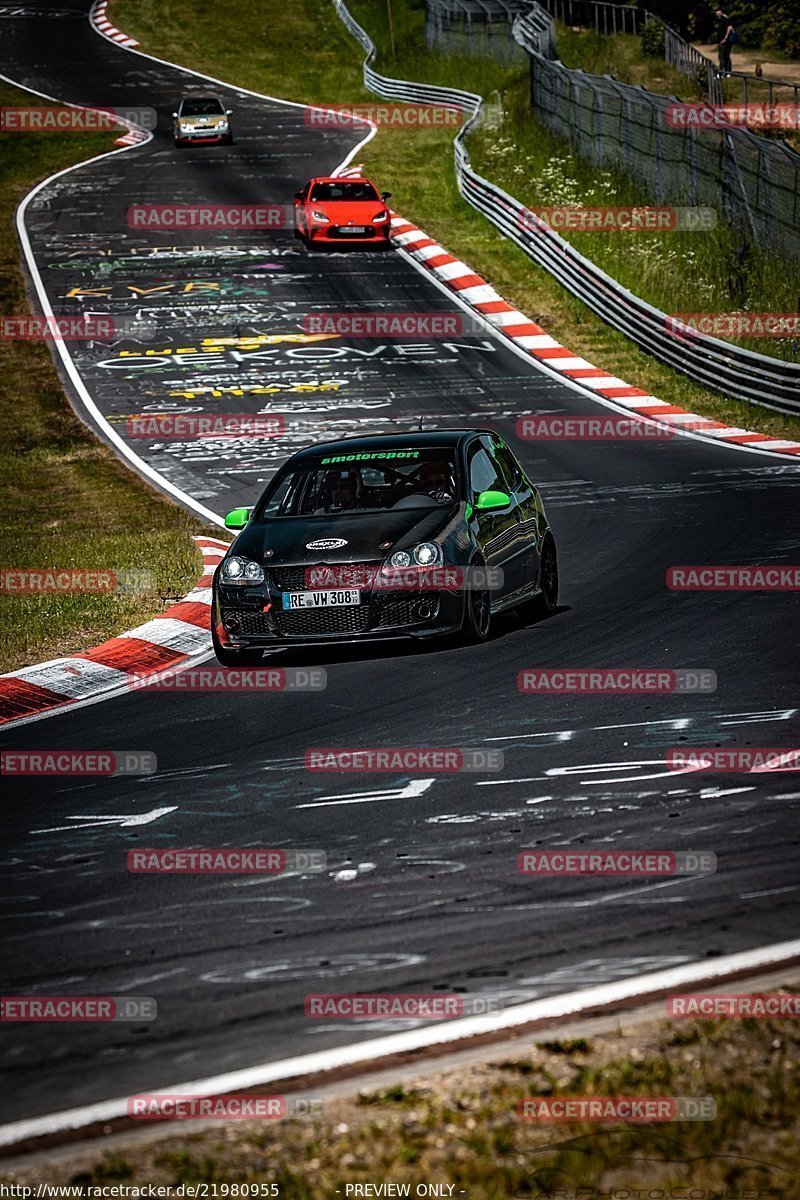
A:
316,470,360,513
418,460,455,502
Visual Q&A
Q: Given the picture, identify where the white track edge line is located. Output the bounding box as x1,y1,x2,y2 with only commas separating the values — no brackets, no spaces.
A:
1,937,798,1147
0,72,224,526
0,30,377,527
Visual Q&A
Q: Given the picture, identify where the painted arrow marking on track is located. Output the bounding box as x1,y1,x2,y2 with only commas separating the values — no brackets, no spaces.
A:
31,806,178,834
295,779,435,809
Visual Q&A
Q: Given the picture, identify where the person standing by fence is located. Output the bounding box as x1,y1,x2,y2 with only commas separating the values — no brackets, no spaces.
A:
715,9,738,78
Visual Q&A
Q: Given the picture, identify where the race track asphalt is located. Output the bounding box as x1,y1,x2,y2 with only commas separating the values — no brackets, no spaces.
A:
1,0,799,1125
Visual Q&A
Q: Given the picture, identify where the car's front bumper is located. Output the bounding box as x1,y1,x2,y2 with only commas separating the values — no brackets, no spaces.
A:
306,224,390,244
175,126,229,142
213,580,465,648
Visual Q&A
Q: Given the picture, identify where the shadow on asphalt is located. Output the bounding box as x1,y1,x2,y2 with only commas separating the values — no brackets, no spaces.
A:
241,603,572,669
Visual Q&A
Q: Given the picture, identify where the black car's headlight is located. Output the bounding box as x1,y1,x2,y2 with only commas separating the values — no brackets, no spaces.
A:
220,556,265,586
385,542,442,570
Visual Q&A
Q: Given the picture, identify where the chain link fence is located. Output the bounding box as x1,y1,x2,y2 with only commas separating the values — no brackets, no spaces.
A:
531,0,723,100
512,9,800,260
425,0,532,63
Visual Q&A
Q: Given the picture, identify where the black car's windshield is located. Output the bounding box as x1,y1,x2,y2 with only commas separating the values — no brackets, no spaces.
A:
181,98,225,116
257,450,459,518
309,181,380,202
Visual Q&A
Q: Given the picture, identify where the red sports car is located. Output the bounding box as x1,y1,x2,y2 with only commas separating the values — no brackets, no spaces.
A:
293,176,392,247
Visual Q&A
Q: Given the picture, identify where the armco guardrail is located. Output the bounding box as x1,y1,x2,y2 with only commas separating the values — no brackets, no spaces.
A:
332,0,800,416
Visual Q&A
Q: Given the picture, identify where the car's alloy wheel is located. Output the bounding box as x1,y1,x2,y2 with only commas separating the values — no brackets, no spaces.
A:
539,533,559,613
465,559,492,642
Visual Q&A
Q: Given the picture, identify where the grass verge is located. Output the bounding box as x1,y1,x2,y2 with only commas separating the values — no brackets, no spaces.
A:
112,0,800,441
3,995,799,1193
0,80,213,674
555,24,707,98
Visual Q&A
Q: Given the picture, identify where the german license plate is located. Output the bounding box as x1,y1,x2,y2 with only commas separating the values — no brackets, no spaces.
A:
339,226,365,234
282,589,362,610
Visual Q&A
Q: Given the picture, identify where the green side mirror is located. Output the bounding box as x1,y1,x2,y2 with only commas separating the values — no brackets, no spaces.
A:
224,507,251,530
476,489,511,512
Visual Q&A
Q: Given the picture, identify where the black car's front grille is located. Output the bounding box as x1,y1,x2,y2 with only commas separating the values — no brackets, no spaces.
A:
228,561,444,639
269,562,378,591
272,606,371,638
269,565,310,591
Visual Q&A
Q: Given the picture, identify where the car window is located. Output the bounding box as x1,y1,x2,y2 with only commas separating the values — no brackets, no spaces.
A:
182,98,225,116
468,446,505,500
256,450,458,518
260,474,294,517
489,438,522,489
309,182,380,202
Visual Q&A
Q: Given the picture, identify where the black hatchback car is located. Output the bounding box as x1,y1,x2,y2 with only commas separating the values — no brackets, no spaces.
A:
211,430,558,663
